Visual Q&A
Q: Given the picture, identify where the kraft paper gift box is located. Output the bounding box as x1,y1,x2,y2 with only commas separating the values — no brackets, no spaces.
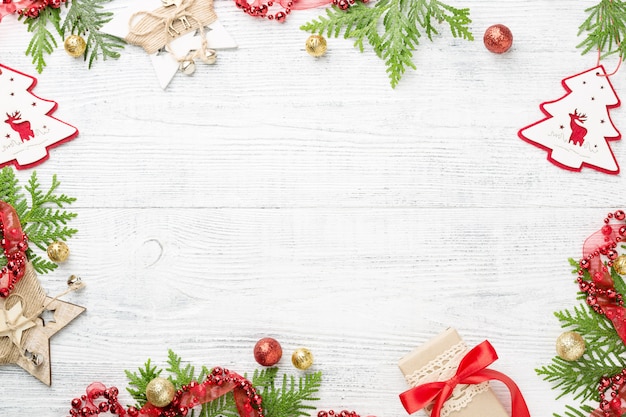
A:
397,328,508,417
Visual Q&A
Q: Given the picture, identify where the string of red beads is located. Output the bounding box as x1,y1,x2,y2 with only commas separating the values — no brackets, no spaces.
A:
597,370,626,417
577,210,626,316
0,205,28,298
234,0,294,22
331,0,368,11
18,0,66,19
68,367,263,417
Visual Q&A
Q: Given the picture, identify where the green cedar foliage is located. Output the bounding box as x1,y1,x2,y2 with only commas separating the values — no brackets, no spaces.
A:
23,7,63,73
578,0,626,61
0,167,77,274
536,258,626,416
22,0,123,73
301,0,473,88
62,0,125,68
125,350,322,417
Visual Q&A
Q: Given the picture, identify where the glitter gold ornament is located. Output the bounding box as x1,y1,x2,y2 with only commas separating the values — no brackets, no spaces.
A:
305,35,327,57
254,337,282,366
145,377,176,407
64,35,87,58
614,255,626,275
556,331,586,361
483,24,513,54
291,347,313,370
47,241,70,263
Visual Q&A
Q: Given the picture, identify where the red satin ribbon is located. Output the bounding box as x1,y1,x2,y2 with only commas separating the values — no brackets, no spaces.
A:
399,341,530,417
582,225,626,345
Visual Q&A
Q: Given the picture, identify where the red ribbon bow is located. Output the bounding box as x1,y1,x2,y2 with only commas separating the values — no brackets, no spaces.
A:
399,340,530,417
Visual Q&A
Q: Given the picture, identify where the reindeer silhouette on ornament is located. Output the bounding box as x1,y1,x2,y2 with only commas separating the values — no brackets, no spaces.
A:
568,109,587,146
5,111,34,142
519,66,621,174
0,63,78,169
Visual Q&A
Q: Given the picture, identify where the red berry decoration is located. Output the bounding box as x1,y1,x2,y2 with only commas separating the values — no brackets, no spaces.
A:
254,337,283,366
483,24,513,54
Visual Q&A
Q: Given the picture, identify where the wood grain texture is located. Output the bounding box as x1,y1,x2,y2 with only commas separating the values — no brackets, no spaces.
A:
0,0,620,416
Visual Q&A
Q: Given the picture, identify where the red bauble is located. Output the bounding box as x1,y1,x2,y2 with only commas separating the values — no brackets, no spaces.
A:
254,338,282,366
483,24,513,54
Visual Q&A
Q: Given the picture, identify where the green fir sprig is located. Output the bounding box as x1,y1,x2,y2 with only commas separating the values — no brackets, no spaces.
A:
536,258,626,417
578,0,626,61
22,7,63,73
125,350,322,417
0,167,77,274
19,0,123,73
62,0,125,68
301,0,473,88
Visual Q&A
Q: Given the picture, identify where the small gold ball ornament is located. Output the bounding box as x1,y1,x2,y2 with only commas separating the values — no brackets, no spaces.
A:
305,35,327,57
614,254,626,275
291,347,314,370
145,377,176,407
47,241,70,263
556,331,586,361
64,35,87,58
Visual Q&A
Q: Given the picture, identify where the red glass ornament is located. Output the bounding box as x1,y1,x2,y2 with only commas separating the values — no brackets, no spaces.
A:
483,24,513,54
254,337,283,366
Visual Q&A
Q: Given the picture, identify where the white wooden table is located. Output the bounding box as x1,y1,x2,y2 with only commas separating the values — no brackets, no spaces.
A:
0,0,621,415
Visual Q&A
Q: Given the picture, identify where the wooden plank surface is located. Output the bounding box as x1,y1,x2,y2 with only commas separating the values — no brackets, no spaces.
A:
0,0,620,415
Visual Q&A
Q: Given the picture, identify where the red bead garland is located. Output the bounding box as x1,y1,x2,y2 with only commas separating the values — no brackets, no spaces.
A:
577,210,626,417
597,370,626,417
0,201,28,298
18,0,66,19
577,210,626,318
234,0,293,22
331,0,368,11
68,367,264,417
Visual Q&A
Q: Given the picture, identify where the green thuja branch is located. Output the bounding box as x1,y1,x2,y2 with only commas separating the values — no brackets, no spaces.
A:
258,370,322,417
554,404,596,417
301,0,473,88
126,359,162,409
62,0,124,67
125,352,322,417
578,0,626,60
0,167,77,274
538,258,626,416
23,7,62,73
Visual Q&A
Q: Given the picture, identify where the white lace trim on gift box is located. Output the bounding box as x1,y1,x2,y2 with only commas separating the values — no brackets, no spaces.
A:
404,341,490,417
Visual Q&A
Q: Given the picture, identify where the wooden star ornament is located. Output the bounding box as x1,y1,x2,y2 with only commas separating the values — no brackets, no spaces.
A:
0,263,85,385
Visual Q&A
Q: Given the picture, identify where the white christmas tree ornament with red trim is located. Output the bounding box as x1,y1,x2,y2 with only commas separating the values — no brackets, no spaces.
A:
518,66,621,175
0,63,78,169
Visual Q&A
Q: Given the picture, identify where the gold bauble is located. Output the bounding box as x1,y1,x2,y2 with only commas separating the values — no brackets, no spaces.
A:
614,254,626,275
291,347,314,370
47,241,70,263
556,331,586,361
305,35,327,57
145,377,176,407
64,35,87,58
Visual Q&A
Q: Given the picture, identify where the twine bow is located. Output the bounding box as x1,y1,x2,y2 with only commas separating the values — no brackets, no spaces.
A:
399,341,530,417
127,0,217,56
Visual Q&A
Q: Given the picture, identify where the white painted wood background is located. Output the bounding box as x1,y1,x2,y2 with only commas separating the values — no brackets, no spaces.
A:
0,0,623,415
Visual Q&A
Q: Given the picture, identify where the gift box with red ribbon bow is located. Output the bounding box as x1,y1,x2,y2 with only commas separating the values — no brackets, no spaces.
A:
397,328,530,417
